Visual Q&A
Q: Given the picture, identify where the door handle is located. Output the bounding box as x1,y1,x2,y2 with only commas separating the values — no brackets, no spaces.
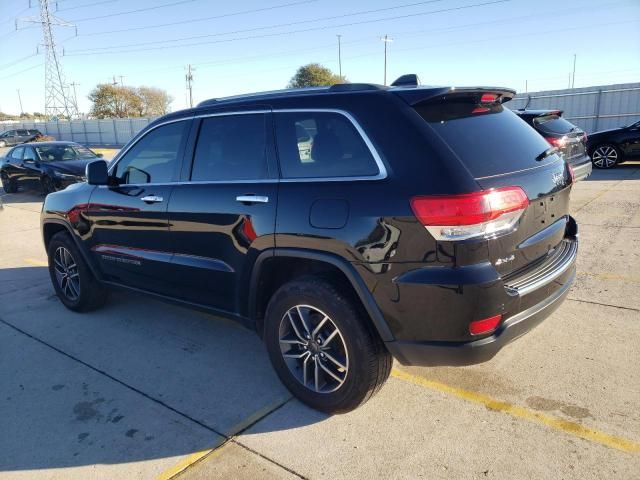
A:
140,195,163,203
236,195,269,204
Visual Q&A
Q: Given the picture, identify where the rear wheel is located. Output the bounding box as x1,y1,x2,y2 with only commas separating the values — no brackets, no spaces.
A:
264,276,391,413
1,173,17,193
47,231,108,312
591,144,620,169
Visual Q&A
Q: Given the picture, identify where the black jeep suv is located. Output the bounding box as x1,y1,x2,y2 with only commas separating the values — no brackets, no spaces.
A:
41,78,578,413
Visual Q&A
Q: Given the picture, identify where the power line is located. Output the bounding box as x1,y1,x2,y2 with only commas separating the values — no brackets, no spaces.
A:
65,0,197,22
69,0,449,51
0,53,38,71
80,0,318,37
56,0,119,12
0,62,43,81
65,0,510,56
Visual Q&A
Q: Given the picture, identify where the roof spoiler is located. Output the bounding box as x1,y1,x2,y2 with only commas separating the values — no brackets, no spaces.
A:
393,87,517,106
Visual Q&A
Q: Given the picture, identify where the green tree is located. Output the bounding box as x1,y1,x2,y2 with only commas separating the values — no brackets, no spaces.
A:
88,84,172,118
287,63,346,88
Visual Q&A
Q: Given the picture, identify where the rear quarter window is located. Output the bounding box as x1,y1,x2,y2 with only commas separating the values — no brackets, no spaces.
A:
275,111,379,179
414,98,555,178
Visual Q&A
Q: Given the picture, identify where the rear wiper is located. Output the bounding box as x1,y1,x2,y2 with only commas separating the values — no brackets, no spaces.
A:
536,146,558,161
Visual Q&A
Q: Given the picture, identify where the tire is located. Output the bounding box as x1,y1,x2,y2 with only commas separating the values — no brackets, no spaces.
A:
47,231,108,312
264,276,392,413
591,144,620,169
41,175,57,194
1,173,17,193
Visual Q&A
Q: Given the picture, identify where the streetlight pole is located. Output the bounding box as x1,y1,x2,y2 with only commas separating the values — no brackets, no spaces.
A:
380,34,393,86
17,89,24,116
571,54,577,89
337,34,342,79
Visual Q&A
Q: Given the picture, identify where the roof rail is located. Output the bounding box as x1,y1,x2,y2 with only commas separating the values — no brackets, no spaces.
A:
328,83,386,92
197,86,330,107
391,74,420,87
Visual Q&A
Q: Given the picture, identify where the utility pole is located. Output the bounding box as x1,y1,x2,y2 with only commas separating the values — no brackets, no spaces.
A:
337,34,342,79
380,34,393,86
185,64,194,108
19,0,79,119
571,54,577,89
112,75,118,86
525,80,528,93
17,89,24,116
119,75,125,87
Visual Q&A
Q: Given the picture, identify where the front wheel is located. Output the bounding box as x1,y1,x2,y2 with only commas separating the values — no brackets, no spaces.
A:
41,175,57,194
264,276,391,413
47,231,108,312
591,144,620,169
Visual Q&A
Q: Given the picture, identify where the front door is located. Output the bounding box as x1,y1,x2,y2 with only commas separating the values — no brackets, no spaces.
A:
83,118,193,294
167,111,278,315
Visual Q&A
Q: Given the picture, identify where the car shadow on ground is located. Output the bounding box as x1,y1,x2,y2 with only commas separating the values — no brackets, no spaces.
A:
584,161,640,181
0,265,327,474
0,188,45,205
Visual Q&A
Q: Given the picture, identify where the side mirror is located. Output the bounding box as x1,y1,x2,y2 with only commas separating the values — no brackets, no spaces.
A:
23,159,36,165
86,160,109,185
96,153,104,158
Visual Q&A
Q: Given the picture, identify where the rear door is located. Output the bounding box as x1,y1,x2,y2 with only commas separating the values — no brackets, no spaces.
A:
84,118,192,294
2,146,25,188
166,110,278,314
413,94,573,277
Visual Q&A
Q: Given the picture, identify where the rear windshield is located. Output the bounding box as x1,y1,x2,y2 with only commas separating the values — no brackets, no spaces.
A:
532,114,577,134
414,97,555,178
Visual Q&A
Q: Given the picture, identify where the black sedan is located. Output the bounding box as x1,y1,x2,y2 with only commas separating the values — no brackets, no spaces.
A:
0,141,103,194
587,120,640,169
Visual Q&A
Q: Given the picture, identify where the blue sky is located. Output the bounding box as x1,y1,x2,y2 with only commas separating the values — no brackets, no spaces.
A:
1,0,639,114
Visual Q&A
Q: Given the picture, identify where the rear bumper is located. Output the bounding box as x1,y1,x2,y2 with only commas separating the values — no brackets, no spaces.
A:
569,155,592,181
385,251,576,367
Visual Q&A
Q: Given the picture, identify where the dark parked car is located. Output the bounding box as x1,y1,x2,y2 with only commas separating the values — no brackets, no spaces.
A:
0,128,43,147
1,141,102,194
587,119,640,168
515,109,591,181
41,78,578,413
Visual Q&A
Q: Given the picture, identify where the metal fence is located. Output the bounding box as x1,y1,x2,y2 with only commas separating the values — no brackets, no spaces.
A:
2,82,639,145
508,82,640,133
0,117,155,147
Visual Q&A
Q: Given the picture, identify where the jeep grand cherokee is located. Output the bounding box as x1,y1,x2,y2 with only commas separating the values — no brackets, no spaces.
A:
41,76,578,413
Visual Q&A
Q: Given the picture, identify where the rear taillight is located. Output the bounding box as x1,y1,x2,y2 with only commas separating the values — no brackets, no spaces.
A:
410,187,529,241
469,314,502,335
545,136,568,148
567,163,576,183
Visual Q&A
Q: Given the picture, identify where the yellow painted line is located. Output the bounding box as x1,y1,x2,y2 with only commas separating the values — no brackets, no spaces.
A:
155,397,289,480
24,258,48,267
578,271,640,284
391,368,640,454
156,440,229,480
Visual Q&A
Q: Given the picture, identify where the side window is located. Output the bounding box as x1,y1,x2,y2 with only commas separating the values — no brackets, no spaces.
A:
17,129,29,136
114,120,190,184
274,111,379,179
10,147,25,160
191,114,267,181
23,147,37,161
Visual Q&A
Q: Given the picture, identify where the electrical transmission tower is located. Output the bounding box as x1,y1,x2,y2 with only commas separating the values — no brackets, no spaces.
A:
21,0,78,119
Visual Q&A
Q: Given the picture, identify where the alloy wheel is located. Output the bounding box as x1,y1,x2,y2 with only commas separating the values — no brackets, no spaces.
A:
279,305,349,393
592,145,618,168
53,246,80,301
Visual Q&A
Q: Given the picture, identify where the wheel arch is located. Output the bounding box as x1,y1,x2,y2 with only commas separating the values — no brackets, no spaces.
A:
42,219,103,280
248,248,394,342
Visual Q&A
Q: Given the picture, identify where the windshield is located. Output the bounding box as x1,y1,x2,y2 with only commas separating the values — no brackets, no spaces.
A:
35,145,97,162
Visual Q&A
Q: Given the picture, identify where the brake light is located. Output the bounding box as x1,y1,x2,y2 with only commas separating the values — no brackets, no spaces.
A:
469,314,502,335
545,136,568,148
410,187,529,241
582,132,588,143
480,93,498,103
